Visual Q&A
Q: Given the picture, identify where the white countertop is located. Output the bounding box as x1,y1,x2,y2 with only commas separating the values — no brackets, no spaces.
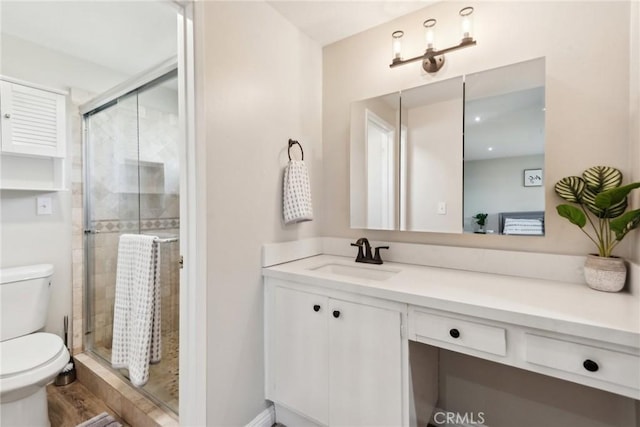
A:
263,255,640,348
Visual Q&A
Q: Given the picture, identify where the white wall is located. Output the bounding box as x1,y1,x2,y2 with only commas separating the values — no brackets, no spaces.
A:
0,191,72,339
196,2,323,424
0,35,128,339
323,2,637,425
464,155,544,233
323,1,633,258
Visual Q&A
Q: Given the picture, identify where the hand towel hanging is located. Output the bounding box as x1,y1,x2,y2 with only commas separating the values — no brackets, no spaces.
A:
111,234,162,387
283,139,313,224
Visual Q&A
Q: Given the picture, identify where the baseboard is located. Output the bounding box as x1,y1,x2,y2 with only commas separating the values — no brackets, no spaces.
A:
246,405,275,427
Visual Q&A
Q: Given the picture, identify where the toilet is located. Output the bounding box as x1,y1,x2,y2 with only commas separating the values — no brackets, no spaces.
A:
0,264,70,427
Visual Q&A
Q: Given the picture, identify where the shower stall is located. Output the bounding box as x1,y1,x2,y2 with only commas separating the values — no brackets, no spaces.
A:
83,69,180,412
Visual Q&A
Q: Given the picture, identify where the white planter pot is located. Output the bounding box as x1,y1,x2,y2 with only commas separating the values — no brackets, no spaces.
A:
584,254,627,292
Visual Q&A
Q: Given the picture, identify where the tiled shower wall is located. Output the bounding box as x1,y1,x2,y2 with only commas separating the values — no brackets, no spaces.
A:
90,227,179,351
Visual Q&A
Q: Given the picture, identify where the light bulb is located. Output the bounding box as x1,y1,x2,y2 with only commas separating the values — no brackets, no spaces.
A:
459,7,474,41
392,31,404,61
423,19,436,50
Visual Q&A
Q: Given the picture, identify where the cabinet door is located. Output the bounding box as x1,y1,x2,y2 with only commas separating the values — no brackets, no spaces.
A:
273,286,329,425
0,81,66,157
329,299,402,427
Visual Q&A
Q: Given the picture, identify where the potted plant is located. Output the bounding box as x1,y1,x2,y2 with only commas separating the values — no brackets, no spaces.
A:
555,166,640,292
472,213,488,234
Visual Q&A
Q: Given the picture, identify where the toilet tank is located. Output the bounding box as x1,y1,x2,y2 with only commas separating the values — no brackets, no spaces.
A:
0,264,54,341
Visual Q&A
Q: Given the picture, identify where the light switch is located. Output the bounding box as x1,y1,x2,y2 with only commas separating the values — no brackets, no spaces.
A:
437,202,447,215
37,197,52,215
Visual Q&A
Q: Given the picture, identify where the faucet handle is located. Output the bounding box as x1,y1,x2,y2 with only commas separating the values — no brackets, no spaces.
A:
351,242,364,261
373,246,390,264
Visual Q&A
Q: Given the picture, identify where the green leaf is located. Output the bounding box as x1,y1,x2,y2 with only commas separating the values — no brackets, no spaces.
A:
595,182,640,209
582,166,622,192
610,209,640,241
554,176,585,203
556,204,586,227
581,187,604,217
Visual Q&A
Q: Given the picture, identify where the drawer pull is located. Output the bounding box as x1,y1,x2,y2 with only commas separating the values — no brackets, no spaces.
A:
583,359,599,372
449,328,460,339
313,304,321,312
333,310,341,318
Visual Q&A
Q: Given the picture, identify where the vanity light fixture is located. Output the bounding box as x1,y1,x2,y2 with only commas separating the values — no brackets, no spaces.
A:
390,6,477,73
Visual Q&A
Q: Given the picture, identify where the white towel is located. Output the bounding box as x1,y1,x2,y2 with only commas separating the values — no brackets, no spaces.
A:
111,234,162,387
283,160,313,224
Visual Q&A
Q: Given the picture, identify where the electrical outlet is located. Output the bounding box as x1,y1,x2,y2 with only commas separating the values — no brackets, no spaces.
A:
37,197,52,215
437,201,447,215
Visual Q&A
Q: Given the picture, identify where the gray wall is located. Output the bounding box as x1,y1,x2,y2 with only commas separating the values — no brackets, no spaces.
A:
464,155,544,233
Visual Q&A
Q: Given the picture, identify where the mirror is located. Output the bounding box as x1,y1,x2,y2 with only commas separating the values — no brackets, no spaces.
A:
350,58,545,236
400,77,464,233
463,58,545,235
350,92,400,230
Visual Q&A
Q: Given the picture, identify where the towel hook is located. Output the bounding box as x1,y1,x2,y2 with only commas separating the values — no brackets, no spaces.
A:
288,139,304,161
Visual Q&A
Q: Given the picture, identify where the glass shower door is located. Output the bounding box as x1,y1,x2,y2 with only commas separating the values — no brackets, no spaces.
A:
85,91,140,363
84,71,180,413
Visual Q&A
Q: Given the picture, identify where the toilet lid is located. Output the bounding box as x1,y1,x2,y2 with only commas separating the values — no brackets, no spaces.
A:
0,332,66,377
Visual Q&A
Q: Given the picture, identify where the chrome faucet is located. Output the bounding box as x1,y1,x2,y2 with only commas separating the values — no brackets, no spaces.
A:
351,238,389,265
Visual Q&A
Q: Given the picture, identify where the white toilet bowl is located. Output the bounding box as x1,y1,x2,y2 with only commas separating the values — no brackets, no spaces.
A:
0,264,68,427
0,332,70,427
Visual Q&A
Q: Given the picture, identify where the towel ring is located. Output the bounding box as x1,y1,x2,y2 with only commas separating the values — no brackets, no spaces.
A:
288,139,304,161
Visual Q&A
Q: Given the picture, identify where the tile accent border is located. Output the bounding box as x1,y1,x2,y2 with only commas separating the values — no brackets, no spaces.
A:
92,218,180,233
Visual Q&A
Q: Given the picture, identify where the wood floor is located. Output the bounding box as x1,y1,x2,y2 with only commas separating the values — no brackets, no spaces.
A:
47,382,129,427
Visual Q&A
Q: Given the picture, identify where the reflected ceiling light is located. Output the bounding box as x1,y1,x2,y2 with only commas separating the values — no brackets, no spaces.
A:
474,116,481,122
488,147,493,151
390,6,477,73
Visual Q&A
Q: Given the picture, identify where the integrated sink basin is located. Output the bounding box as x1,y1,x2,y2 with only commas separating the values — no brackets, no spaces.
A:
310,263,399,281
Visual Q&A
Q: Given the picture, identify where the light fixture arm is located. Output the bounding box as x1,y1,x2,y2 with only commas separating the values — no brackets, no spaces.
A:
389,39,477,69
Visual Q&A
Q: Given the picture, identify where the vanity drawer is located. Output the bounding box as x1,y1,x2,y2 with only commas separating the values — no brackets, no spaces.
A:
411,310,506,356
525,334,640,390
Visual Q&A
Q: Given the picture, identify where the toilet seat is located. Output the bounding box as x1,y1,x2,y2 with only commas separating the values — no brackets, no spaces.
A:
0,332,69,396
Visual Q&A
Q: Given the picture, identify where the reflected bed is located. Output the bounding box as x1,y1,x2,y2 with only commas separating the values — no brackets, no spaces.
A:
499,211,545,235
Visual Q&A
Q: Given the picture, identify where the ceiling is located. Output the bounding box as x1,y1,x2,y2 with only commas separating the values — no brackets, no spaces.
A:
1,0,431,80
1,1,177,77
267,1,433,46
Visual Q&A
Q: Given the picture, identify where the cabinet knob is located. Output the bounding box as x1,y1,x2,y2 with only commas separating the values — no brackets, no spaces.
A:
583,359,599,372
313,304,321,312
449,328,460,339
4,113,10,119
333,310,341,318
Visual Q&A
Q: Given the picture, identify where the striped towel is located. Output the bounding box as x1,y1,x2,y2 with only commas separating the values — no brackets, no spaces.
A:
283,160,313,224
111,234,162,387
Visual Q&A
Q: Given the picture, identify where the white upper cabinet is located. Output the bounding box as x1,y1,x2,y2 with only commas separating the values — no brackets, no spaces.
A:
0,79,66,158
0,77,68,191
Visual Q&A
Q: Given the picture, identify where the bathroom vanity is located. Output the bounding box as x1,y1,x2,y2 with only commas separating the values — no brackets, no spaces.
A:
263,252,640,426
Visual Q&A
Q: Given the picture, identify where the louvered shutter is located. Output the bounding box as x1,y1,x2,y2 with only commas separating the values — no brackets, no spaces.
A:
0,81,66,157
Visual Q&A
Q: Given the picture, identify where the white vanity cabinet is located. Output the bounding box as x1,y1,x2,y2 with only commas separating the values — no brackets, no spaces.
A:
0,77,67,190
265,278,406,426
408,305,640,400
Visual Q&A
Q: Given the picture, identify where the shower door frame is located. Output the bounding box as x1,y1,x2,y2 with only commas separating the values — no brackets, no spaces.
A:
80,2,206,424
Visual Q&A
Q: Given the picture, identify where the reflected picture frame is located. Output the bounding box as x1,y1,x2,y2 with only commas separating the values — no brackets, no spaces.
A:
524,168,543,187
